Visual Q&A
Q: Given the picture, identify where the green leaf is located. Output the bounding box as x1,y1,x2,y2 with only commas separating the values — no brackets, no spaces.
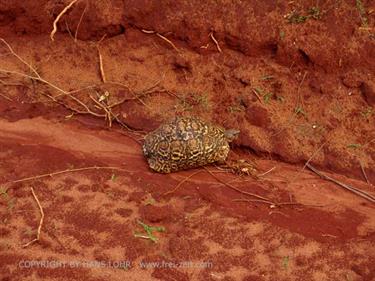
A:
347,144,361,149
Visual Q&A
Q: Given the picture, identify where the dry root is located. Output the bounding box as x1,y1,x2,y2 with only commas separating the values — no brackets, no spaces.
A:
209,31,222,53
50,0,80,41
22,187,44,248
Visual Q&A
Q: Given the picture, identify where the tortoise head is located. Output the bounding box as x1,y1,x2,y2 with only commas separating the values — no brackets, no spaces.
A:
224,129,240,142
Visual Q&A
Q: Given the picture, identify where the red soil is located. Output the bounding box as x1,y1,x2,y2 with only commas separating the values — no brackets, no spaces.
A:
0,1,374,280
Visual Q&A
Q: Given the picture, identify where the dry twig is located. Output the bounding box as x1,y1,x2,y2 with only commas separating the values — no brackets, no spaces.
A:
301,140,329,171
141,29,156,34
50,0,80,41
74,1,87,42
141,29,179,52
209,31,222,53
22,187,44,247
0,38,104,117
251,88,263,103
257,166,276,177
156,33,179,52
89,94,112,126
163,171,203,196
4,166,130,191
359,160,370,185
271,71,308,137
203,167,275,204
306,163,375,203
0,92,12,101
97,47,106,82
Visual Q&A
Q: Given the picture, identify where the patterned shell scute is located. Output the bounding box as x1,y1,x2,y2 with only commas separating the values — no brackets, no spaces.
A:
143,117,231,173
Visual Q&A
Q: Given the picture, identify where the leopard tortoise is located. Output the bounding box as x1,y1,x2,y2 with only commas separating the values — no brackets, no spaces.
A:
143,116,239,173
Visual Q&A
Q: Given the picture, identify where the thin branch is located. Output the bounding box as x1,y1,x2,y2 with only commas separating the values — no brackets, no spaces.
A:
89,94,112,127
301,140,329,171
155,33,179,52
209,31,222,53
257,166,276,177
97,46,106,82
203,167,275,204
6,166,131,189
22,187,44,247
74,1,87,42
50,0,80,41
271,71,308,137
141,29,156,34
232,198,275,205
306,163,375,203
251,88,263,104
0,38,41,78
0,39,104,117
163,170,203,196
0,92,12,101
359,160,371,185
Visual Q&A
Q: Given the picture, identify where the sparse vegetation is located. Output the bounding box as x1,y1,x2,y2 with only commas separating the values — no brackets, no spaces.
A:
285,7,321,24
144,195,156,206
0,187,15,211
286,11,308,23
282,256,290,270
134,220,165,243
260,75,274,81
361,107,373,119
23,227,34,237
176,92,211,112
195,92,210,109
254,87,274,104
295,106,307,117
347,143,362,149
110,173,117,182
308,7,321,20
263,92,274,104
356,0,368,27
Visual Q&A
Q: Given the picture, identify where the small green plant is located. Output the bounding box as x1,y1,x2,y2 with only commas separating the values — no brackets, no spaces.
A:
254,87,275,104
0,187,15,211
361,107,373,118
23,227,35,236
347,143,362,149
134,220,165,243
295,106,307,117
279,30,285,39
282,256,290,270
263,92,274,104
144,196,156,206
356,0,368,27
260,75,274,81
110,173,117,182
308,7,321,20
286,7,322,24
254,87,263,95
228,105,244,113
286,11,308,23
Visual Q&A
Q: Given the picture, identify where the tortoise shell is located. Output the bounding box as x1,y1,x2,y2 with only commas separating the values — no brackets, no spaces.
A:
143,116,238,173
